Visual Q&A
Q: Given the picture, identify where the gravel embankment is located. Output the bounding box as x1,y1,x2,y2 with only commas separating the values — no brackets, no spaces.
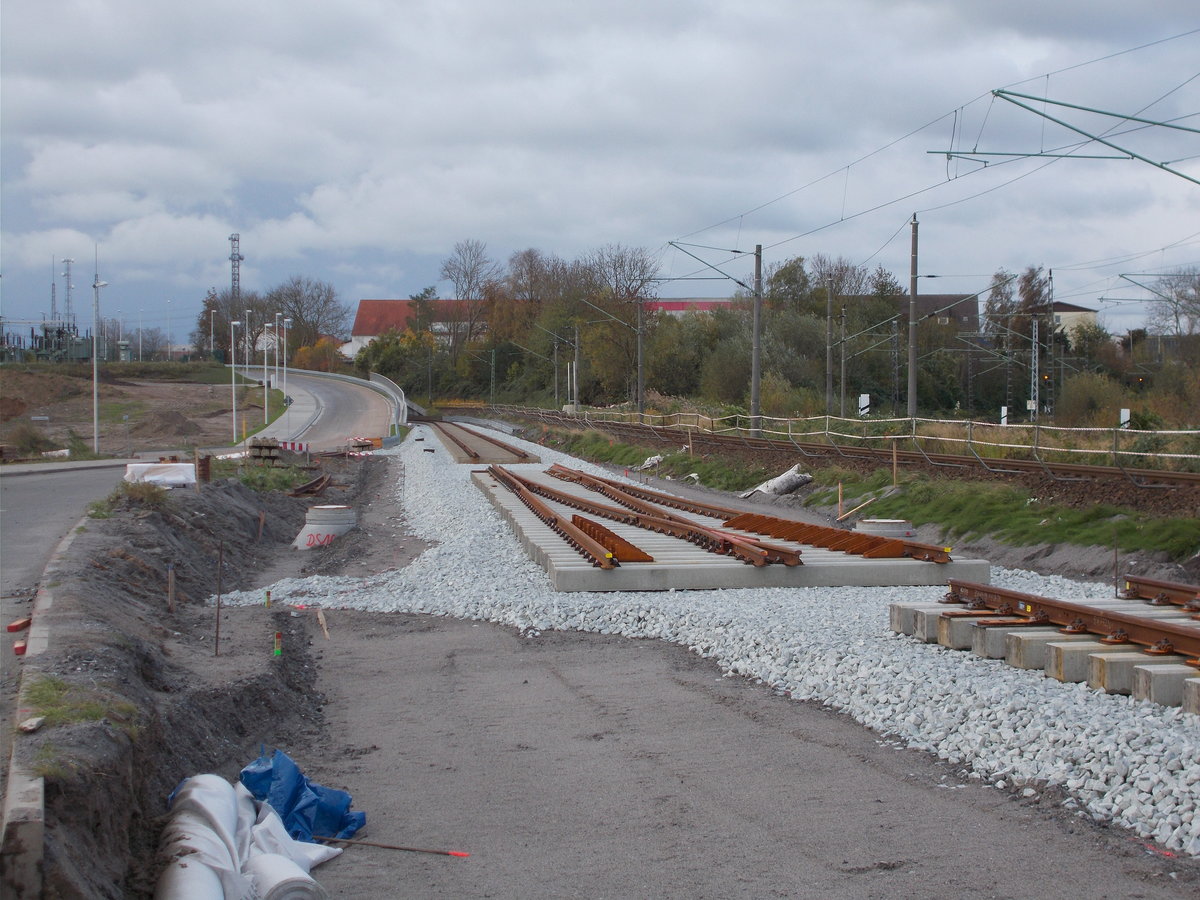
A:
218,426,1200,858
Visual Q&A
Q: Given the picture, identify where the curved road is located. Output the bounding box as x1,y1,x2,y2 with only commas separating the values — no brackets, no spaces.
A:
261,371,393,451
0,372,392,596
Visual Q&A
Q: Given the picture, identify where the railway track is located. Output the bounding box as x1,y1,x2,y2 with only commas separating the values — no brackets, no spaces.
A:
426,420,536,464
597,420,1200,489
485,408,1200,489
893,576,1200,709
487,463,954,570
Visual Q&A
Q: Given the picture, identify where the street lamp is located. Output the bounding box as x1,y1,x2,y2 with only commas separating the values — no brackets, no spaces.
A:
274,312,282,387
243,309,251,431
282,318,292,433
261,328,271,427
229,320,241,444
91,264,108,453
210,308,216,361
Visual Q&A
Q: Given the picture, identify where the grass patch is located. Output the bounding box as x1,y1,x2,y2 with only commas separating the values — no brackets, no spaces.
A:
31,742,71,780
825,470,1200,562
537,427,775,492
99,399,146,423
25,677,107,725
211,459,310,492
88,480,170,517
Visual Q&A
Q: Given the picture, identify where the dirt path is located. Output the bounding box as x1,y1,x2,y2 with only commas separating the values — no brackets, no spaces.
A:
290,617,1194,899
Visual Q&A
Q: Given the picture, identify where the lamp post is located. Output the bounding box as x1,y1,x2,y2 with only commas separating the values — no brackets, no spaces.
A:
229,320,241,444
166,298,172,362
243,309,251,434
262,324,271,424
91,264,108,453
210,309,216,361
282,317,292,434
274,312,282,387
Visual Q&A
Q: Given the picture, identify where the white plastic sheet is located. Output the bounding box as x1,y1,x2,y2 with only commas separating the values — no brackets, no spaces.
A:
124,463,197,487
154,775,337,900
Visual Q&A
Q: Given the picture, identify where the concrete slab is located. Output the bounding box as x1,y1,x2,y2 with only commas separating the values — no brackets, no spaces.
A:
889,603,950,636
1184,678,1200,715
912,606,962,642
1045,641,1112,683
1005,631,1101,669
1132,663,1199,707
474,470,991,593
1088,652,1187,695
972,625,1058,659
937,614,1021,650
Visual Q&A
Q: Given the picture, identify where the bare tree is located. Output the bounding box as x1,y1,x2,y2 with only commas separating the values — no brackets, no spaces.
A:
808,254,870,300
440,239,500,361
1147,267,1200,336
581,244,660,405
264,276,351,359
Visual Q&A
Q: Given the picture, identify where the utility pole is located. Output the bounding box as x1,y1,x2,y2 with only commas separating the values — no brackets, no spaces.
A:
636,295,644,421
839,306,847,417
573,323,581,413
750,244,762,435
1030,316,1040,421
825,280,833,414
907,214,919,418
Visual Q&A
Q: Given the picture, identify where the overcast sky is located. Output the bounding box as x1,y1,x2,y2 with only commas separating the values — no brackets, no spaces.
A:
2,1,1197,343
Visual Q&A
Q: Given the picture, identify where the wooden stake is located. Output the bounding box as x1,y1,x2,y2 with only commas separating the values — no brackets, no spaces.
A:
837,482,843,519
167,564,176,613
257,509,266,542
215,543,223,657
317,608,330,640
314,835,469,857
892,440,898,486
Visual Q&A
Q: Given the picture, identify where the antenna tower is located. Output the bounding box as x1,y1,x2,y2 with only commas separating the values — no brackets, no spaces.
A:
62,258,75,324
50,257,58,321
229,233,244,301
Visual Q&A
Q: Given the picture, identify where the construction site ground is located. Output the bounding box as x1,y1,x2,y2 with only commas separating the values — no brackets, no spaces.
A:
1,451,1196,897
2,374,1198,896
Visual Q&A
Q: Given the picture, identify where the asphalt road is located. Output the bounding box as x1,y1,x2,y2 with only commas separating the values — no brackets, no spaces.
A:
0,466,128,596
252,371,394,451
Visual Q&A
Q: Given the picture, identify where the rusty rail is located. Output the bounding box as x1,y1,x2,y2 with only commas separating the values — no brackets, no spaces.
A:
491,466,801,567
486,466,618,568
946,580,1200,664
288,473,331,496
1119,575,1200,617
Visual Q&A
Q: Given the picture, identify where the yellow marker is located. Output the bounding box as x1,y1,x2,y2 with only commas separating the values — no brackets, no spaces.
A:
265,589,272,608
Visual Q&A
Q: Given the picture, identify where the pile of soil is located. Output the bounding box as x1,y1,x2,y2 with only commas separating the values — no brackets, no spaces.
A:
130,410,201,437
12,456,375,898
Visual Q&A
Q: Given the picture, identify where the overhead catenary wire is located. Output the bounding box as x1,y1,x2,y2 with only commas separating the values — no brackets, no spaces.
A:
665,28,1199,303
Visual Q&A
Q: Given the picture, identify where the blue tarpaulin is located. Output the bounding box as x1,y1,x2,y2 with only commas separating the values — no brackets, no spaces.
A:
239,747,366,843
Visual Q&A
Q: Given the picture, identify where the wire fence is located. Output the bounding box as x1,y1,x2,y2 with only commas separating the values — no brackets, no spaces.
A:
489,405,1200,474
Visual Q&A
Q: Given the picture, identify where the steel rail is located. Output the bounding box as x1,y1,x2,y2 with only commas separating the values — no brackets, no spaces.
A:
443,420,532,461
429,421,480,460
486,465,618,568
1120,575,1200,617
946,579,1200,663
546,463,948,563
491,466,801,567
547,464,743,520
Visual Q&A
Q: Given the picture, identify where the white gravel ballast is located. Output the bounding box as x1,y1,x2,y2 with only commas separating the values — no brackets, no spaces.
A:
218,425,1200,858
